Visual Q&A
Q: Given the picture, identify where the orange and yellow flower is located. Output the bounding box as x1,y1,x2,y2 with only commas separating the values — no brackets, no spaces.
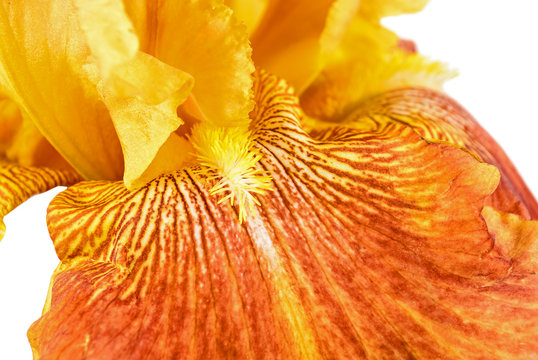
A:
0,0,537,359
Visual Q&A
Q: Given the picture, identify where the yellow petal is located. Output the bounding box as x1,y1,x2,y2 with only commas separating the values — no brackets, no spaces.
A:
136,133,194,190
319,0,362,59
0,1,199,187
359,0,428,20
301,17,455,121
124,0,254,127
250,0,354,91
74,0,139,78
223,0,268,34
331,87,538,219
0,95,74,170
30,71,538,359
6,117,75,170
100,51,194,189
0,0,134,180
0,96,21,156
245,0,433,97
0,163,80,240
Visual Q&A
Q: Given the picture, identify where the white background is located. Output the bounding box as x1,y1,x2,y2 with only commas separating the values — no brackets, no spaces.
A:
0,1,537,358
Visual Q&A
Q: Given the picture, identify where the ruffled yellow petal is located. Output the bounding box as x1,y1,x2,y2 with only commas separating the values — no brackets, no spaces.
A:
0,163,80,240
301,17,455,121
242,0,442,105
0,0,201,188
124,0,254,127
223,0,268,34
29,71,538,359
100,52,194,189
74,0,138,78
359,0,428,20
228,0,363,92
0,0,129,180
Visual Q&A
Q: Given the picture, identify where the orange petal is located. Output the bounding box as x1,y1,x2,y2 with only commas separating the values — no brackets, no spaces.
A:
0,163,80,240
124,0,255,127
30,71,538,359
397,38,418,53
334,87,538,219
482,206,538,274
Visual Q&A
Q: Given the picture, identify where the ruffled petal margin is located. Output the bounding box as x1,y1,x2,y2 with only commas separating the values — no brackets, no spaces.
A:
0,0,198,187
0,163,80,240
300,17,455,122
331,87,538,219
124,0,255,128
0,0,132,180
30,71,537,359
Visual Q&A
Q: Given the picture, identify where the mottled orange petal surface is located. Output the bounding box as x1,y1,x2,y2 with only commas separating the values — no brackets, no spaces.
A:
482,206,538,274
29,72,538,359
334,87,538,219
0,163,80,240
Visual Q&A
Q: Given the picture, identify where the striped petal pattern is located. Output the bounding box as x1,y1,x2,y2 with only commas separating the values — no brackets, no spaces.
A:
333,87,538,219
0,163,80,240
29,71,538,359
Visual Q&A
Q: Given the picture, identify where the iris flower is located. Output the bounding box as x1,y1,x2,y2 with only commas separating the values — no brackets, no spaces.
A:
0,0,537,359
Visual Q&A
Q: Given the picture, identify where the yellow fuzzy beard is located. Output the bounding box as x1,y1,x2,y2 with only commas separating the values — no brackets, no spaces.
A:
190,124,272,222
